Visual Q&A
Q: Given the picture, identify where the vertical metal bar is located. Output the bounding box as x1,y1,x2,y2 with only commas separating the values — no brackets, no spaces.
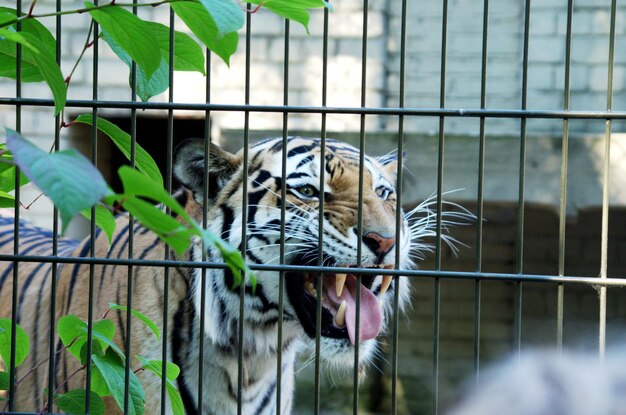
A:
557,0,574,352
161,7,176,414
85,1,101,409
124,2,139,413
514,0,532,356
433,1,449,412
198,38,212,415
313,7,329,414
237,5,252,413
474,0,489,386
48,1,62,410
8,1,22,411
391,0,408,412
276,17,290,415
599,0,617,360
354,0,370,412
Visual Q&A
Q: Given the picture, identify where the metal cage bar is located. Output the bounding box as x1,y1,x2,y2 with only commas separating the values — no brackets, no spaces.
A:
3,1,626,414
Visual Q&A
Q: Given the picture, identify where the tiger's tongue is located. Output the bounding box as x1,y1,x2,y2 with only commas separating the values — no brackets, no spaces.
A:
328,276,382,345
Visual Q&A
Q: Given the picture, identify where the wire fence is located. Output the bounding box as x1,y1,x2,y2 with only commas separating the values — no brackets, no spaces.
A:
1,0,625,414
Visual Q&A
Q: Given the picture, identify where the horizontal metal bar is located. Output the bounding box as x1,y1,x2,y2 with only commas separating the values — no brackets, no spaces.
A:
3,97,626,120
2,253,625,287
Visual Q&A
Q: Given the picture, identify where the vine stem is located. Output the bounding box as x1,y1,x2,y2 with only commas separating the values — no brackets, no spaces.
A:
64,21,96,87
0,0,200,29
39,365,86,414
0,337,80,413
27,0,38,17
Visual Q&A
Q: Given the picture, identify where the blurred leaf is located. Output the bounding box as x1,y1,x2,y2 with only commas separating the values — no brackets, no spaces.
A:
86,2,160,79
80,204,117,245
5,129,111,232
74,114,163,186
172,2,238,65
0,318,30,367
109,304,160,341
92,349,145,415
55,389,105,415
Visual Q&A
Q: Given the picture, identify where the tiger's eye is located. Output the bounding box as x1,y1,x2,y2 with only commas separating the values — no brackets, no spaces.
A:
376,186,390,199
297,185,318,198
301,185,315,196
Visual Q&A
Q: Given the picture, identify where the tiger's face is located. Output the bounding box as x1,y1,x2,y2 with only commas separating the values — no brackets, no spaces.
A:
175,137,413,370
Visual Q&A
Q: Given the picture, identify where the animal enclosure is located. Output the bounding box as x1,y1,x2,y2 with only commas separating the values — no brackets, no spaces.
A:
1,0,626,414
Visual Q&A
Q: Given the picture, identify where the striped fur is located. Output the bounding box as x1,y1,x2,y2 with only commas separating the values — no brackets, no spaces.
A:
0,136,439,414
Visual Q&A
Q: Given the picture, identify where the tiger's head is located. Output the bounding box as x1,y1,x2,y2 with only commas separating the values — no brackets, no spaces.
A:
174,137,443,370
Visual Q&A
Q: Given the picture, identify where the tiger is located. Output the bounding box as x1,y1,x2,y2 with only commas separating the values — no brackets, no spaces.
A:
0,136,466,414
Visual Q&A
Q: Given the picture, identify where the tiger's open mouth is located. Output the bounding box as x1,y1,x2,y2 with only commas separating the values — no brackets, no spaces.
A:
286,260,393,345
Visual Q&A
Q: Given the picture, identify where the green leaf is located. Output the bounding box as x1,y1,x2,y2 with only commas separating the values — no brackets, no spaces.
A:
0,371,8,390
247,0,328,32
88,328,125,362
0,166,30,193
172,2,238,65
118,196,193,257
0,26,66,114
0,145,30,193
136,356,183,415
58,316,116,363
90,364,111,397
55,389,105,415
0,191,15,208
85,2,160,79
200,229,248,289
0,318,30,367
117,167,190,223
199,0,244,37
0,8,16,26
136,356,180,381
80,339,104,366
0,7,59,83
109,304,160,341
73,115,163,186
92,349,145,415
5,129,112,232
80,204,117,245
102,21,205,102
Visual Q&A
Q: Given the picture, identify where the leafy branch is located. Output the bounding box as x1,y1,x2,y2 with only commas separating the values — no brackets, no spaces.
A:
0,0,202,29
0,305,182,415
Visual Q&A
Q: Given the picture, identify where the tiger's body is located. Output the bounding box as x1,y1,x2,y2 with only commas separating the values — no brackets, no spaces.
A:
0,137,451,414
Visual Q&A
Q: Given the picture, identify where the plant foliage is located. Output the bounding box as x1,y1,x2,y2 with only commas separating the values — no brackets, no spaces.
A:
0,1,329,412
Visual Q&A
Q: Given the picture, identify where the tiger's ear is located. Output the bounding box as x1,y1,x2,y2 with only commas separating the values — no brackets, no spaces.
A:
174,139,241,202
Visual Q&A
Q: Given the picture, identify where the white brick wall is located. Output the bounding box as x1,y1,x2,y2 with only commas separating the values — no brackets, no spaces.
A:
2,0,626,226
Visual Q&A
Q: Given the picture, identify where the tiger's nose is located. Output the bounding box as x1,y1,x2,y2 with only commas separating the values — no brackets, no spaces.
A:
362,232,396,257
